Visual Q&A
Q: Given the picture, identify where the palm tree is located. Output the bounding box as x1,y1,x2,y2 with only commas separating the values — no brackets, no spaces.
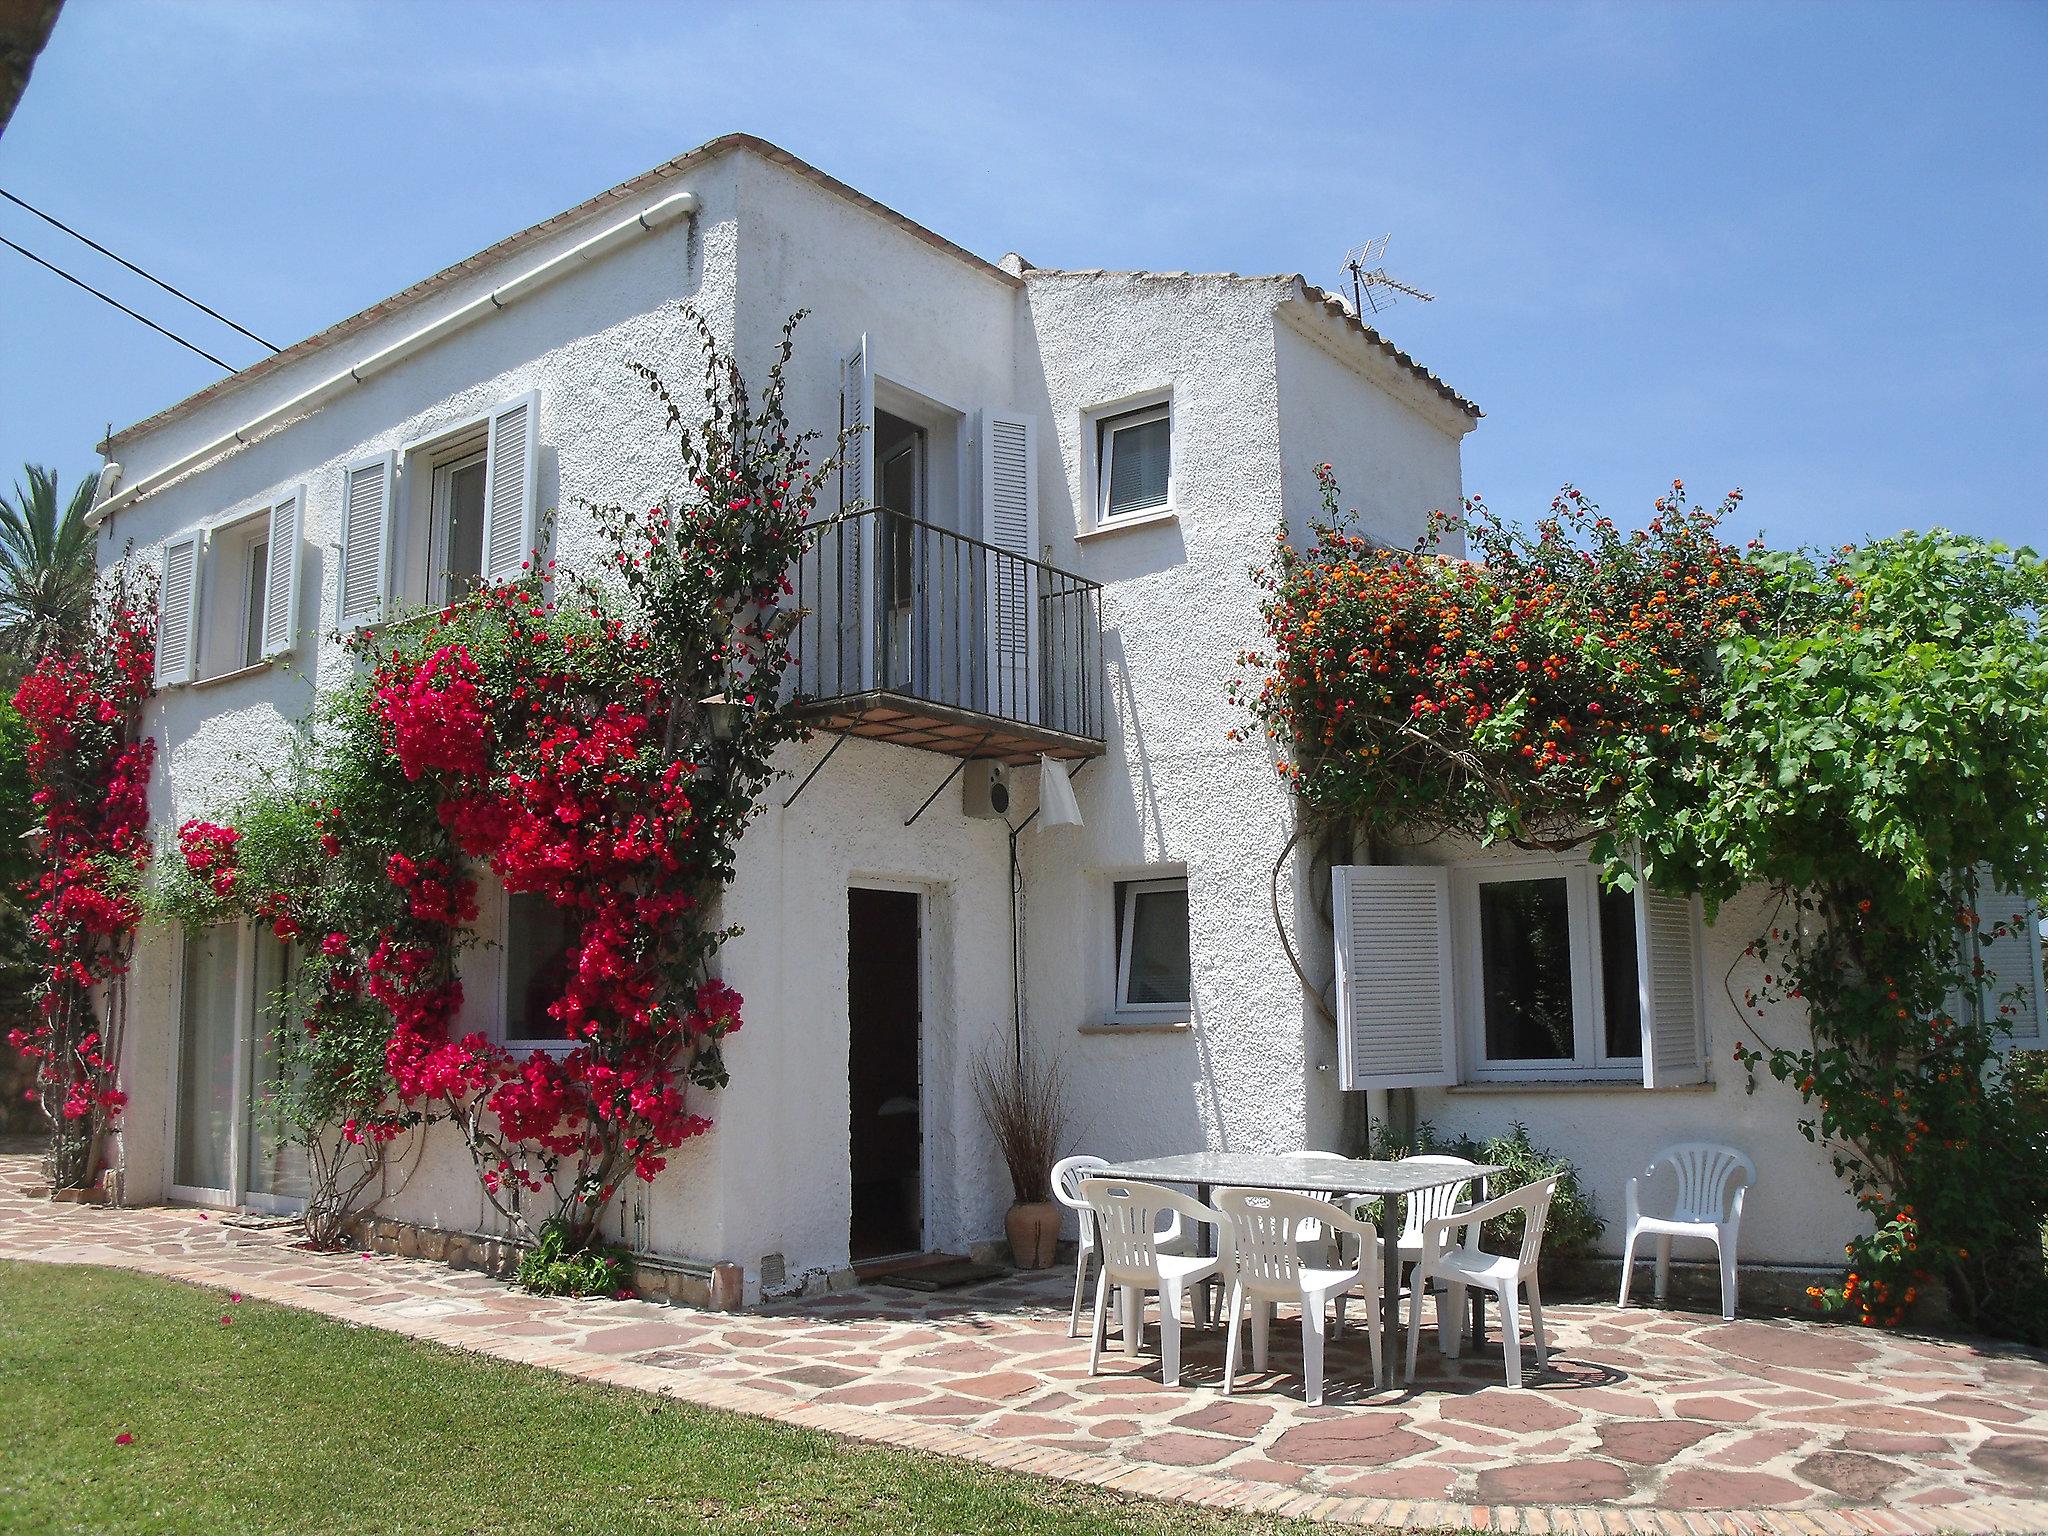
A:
0,464,99,664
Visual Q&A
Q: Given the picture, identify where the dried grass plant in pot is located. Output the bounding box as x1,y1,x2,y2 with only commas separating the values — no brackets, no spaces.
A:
972,1044,1068,1269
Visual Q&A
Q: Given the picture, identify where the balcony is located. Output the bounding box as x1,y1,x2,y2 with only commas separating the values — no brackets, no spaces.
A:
791,510,1104,764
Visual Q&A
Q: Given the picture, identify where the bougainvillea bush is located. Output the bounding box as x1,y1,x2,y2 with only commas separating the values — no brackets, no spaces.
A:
1238,472,2048,1341
7,569,156,1189
150,311,836,1266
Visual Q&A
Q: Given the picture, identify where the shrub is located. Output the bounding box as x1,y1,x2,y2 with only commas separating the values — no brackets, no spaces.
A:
1368,1120,1605,1266
515,1219,631,1298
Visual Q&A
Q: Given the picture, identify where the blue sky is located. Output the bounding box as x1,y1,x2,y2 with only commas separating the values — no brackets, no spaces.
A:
2,0,2042,549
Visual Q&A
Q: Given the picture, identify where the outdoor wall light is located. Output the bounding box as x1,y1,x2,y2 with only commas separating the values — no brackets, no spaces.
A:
698,693,741,744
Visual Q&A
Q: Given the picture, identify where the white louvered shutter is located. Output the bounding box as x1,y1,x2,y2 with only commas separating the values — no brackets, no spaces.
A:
482,390,540,584
981,410,1039,723
155,532,203,687
838,340,874,689
1637,885,1708,1086
259,487,304,659
1974,874,2045,1049
339,453,394,629
1333,865,1457,1089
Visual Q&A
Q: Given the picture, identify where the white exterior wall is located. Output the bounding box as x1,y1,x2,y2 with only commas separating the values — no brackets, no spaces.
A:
1014,273,1470,1199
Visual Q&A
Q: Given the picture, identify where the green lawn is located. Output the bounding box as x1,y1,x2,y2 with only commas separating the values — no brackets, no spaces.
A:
0,1263,1336,1536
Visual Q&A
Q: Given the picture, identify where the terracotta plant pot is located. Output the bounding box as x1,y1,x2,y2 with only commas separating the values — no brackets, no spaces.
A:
1006,1199,1062,1269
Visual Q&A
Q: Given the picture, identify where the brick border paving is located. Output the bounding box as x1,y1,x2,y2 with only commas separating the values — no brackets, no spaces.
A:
4,1159,2045,1535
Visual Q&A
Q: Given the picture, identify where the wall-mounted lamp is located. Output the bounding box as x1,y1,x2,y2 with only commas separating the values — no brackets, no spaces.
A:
698,694,741,745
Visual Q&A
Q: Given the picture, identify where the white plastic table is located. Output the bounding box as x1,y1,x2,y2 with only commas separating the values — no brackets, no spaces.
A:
1092,1152,1503,1385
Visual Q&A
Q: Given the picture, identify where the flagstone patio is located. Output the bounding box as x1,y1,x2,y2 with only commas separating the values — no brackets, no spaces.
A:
4,1152,2045,1534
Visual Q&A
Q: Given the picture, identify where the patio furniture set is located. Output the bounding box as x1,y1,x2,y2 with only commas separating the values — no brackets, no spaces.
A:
1050,1142,1755,1407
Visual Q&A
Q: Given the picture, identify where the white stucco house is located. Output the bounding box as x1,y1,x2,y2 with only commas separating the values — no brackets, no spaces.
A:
83,134,2044,1301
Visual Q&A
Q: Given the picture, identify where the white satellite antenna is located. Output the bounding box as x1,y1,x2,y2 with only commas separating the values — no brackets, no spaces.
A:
1343,235,1435,318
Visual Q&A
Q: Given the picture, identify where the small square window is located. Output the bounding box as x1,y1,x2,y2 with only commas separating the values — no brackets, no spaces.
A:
1113,876,1190,1018
1097,403,1172,524
504,892,576,1045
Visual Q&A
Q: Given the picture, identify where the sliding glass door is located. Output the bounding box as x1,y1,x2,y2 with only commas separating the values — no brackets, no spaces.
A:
171,925,306,1211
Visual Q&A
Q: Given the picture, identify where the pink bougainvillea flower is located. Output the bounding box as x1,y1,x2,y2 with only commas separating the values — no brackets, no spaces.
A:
228,1292,241,1302
219,1314,233,1325
114,1432,133,1445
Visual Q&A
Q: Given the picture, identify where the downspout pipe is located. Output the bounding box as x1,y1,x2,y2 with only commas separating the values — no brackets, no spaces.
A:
88,191,701,528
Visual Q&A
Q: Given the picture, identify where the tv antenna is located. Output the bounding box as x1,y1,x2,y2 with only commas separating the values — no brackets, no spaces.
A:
1343,235,1434,318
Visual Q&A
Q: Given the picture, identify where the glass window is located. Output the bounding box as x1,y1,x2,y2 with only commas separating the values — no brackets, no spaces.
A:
435,452,488,604
1598,886,1644,1061
1099,405,1171,521
245,934,310,1202
1114,877,1191,1014
175,927,241,1193
242,539,268,668
505,892,576,1044
1477,877,1576,1062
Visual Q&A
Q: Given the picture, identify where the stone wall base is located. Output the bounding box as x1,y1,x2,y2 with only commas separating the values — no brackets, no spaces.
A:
342,1212,744,1310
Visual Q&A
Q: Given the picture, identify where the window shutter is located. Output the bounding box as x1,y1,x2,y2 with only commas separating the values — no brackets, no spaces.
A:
259,486,304,659
840,337,873,512
838,339,873,688
1636,885,1707,1087
981,409,1039,723
155,531,203,686
1974,874,2045,1049
1332,864,1457,1089
339,453,394,630
481,390,540,584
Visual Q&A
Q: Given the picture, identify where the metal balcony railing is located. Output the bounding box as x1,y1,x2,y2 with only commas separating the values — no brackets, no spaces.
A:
792,509,1104,754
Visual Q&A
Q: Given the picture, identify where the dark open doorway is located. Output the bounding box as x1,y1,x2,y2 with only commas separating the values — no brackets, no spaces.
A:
848,886,923,1261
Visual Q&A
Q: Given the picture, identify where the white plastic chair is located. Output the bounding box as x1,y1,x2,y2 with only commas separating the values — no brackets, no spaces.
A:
1051,1156,1191,1338
1394,1154,1482,1278
1618,1143,1755,1321
1405,1176,1557,1389
1080,1177,1225,1387
1213,1187,1384,1404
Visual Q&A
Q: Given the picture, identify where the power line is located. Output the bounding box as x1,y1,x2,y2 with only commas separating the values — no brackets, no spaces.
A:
1,234,236,372
0,187,281,353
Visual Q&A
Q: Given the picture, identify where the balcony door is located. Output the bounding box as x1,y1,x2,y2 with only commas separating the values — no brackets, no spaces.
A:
875,410,925,696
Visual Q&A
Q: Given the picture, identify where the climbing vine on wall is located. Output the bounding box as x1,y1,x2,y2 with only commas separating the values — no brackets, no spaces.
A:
149,309,843,1261
1236,471,2048,1340
7,569,156,1191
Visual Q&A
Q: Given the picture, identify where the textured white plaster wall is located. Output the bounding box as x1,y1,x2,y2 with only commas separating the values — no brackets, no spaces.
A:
1013,274,1471,1228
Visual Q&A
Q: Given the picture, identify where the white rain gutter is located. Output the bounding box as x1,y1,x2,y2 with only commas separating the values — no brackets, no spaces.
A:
89,191,701,527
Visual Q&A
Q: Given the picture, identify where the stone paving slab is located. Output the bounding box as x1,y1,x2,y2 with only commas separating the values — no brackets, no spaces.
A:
3,1153,2046,1534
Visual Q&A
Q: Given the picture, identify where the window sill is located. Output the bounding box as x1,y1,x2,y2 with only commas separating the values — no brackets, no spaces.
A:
1445,1078,1714,1095
1080,1019,1191,1036
1076,506,1178,542
185,661,275,691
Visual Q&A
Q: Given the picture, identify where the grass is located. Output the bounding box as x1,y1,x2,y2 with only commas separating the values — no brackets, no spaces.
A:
0,1262,1336,1536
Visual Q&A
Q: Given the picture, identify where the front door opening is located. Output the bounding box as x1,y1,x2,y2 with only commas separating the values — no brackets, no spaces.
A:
848,886,922,1261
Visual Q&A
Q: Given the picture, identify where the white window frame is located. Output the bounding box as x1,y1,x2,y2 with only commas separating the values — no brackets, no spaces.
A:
166,921,307,1215
191,502,271,683
1453,855,1645,1083
1084,390,1175,535
240,532,270,670
428,444,489,608
1112,873,1192,1022
499,889,578,1053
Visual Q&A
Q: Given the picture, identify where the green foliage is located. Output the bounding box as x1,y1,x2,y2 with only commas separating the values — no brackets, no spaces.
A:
514,1220,631,1298
0,463,99,664
1369,1120,1605,1266
1246,480,2048,1339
